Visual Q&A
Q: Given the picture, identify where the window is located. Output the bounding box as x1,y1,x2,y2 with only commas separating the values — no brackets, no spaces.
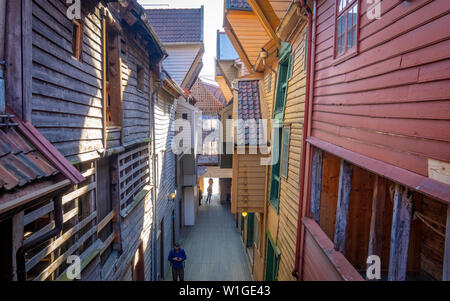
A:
182,113,188,120
287,55,294,80
281,127,290,179
269,52,292,211
105,25,122,127
137,66,144,92
335,0,359,58
72,20,83,61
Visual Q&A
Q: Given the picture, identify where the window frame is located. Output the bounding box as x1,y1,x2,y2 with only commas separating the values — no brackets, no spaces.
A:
72,19,83,61
281,126,291,180
136,65,145,92
333,0,360,63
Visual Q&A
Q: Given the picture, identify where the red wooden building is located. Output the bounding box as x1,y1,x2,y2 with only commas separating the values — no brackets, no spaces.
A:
295,0,450,281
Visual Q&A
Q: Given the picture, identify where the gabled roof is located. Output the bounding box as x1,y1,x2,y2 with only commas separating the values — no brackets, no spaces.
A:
226,0,252,11
0,112,84,192
236,80,263,145
146,8,204,44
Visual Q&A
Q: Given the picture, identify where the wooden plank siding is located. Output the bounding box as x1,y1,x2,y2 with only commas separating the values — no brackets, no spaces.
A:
119,28,152,147
311,0,450,179
276,24,308,281
153,86,178,278
163,45,203,87
31,0,104,163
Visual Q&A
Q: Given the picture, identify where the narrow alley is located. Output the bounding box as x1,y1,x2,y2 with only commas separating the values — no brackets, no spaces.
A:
167,194,252,281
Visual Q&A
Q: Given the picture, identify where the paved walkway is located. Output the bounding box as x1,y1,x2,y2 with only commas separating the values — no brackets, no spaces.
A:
168,194,252,281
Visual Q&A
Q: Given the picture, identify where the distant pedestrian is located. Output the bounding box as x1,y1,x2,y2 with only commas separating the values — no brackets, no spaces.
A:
168,242,187,281
206,178,213,205
198,186,203,206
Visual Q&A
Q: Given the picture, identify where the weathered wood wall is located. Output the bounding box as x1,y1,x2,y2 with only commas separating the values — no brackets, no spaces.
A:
277,24,308,281
231,153,267,214
31,0,104,163
311,0,450,178
154,87,178,279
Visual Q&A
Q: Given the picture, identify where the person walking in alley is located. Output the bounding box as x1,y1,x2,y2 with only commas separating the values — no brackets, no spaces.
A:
168,242,187,281
198,185,203,206
206,178,213,205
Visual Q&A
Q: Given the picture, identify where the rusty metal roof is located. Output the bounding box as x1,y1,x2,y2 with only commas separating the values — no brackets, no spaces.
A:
0,127,58,191
237,80,263,145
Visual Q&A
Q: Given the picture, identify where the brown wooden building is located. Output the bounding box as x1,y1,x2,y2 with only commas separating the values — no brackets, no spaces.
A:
0,0,186,281
295,0,450,281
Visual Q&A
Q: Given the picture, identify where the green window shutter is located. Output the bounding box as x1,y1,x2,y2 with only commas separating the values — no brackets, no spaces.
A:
281,127,290,179
265,232,280,281
288,54,294,80
269,127,282,212
247,213,255,247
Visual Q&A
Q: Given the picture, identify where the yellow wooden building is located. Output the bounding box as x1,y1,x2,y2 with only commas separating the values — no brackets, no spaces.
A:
221,0,310,281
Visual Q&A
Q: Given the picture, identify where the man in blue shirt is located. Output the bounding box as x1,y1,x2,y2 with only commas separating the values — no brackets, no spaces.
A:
168,242,187,281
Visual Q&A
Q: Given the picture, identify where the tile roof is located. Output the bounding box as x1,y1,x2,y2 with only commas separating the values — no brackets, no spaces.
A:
226,0,252,11
237,80,263,145
146,8,204,44
191,79,224,114
0,127,58,191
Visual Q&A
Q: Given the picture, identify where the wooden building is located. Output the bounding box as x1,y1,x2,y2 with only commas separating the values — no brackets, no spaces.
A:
223,0,309,281
294,0,450,281
146,8,205,91
0,0,184,281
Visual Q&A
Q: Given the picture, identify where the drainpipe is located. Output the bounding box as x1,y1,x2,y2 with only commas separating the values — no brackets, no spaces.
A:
292,0,314,280
151,66,166,281
0,0,6,113
16,196,64,281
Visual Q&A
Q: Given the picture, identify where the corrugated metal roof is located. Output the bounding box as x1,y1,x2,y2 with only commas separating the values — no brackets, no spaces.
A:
0,127,58,191
146,8,204,44
237,80,262,145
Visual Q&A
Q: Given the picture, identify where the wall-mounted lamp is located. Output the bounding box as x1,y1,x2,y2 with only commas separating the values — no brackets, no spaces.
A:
242,211,248,218
168,191,177,202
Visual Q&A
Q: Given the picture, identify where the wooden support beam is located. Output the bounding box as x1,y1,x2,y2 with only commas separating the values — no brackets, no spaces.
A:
334,160,353,254
310,148,323,224
224,21,253,73
388,184,413,281
12,212,24,281
247,0,279,42
443,205,450,281
368,175,387,259
21,0,32,122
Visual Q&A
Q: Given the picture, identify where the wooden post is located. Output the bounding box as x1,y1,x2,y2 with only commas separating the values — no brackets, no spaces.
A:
443,205,450,281
21,0,32,121
388,184,413,281
368,176,387,259
12,212,24,281
5,0,22,118
310,148,323,224
334,160,353,254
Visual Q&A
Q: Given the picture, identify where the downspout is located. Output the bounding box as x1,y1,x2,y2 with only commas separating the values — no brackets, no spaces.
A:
0,0,6,113
151,66,165,281
292,0,314,280
16,195,64,281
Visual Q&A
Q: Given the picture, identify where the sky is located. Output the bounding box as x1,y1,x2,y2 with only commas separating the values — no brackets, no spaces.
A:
138,0,225,84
